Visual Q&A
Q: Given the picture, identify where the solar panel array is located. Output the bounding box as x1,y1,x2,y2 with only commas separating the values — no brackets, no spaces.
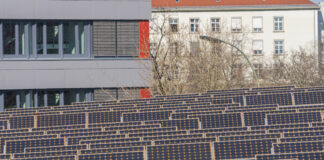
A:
0,86,324,159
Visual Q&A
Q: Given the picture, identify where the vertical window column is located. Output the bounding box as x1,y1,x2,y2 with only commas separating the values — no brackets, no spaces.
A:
0,91,4,112
0,21,3,59
34,91,38,107
16,93,20,109
59,90,64,106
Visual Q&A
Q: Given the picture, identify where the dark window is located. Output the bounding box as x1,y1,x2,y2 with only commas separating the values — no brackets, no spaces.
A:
4,91,17,109
46,22,59,54
3,21,16,55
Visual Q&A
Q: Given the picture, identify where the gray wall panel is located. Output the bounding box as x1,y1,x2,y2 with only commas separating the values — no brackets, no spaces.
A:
0,0,151,20
0,59,152,90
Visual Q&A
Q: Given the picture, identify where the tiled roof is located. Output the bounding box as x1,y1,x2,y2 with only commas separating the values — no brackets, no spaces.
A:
152,0,316,8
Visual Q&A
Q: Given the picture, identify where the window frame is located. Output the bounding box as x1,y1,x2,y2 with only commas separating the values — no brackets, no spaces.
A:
274,39,284,55
231,17,242,33
273,16,284,32
252,40,263,55
0,20,91,60
169,18,179,33
211,17,221,33
189,18,199,33
252,16,263,33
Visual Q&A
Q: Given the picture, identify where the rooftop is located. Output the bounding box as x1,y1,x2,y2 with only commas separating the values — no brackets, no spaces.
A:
152,0,317,8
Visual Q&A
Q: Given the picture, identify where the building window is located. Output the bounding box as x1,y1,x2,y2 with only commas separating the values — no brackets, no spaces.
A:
274,40,284,54
253,17,263,32
170,42,178,55
3,21,16,55
190,41,200,55
190,18,199,33
253,40,263,55
231,40,242,55
274,16,284,31
37,22,44,54
169,18,178,32
4,91,17,109
78,22,85,55
2,20,90,58
63,22,76,54
253,64,264,78
211,18,220,32
47,90,60,106
18,22,26,55
231,17,242,32
46,22,59,54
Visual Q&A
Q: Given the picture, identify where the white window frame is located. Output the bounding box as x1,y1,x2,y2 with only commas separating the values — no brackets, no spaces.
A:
169,18,178,33
274,16,284,32
253,40,263,55
211,18,220,32
190,18,199,33
231,17,242,33
274,40,284,54
252,17,263,32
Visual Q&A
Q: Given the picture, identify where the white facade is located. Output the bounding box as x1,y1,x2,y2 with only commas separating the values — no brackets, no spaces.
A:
151,5,320,66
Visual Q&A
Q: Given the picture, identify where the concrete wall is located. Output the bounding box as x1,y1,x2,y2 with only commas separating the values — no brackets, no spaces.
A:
0,0,151,20
0,59,152,90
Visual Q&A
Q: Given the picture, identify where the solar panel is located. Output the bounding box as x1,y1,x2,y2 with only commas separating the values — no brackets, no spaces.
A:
37,113,86,127
123,111,172,122
79,151,144,160
88,111,122,124
273,141,324,154
144,119,200,130
294,91,324,105
246,93,292,105
25,145,87,153
80,146,144,155
9,116,34,129
267,112,322,125
256,151,324,160
13,150,78,159
219,133,281,141
214,139,277,159
148,143,211,160
190,113,242,129
6,138,64,153
68,135,125,145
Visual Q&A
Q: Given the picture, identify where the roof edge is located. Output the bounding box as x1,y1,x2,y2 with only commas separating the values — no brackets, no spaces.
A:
152,4,320,12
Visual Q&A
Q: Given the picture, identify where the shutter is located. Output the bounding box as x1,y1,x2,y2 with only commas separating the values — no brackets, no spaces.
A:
253,17,262,29
92,21,116,57
253,40,263,50
117,21,139,57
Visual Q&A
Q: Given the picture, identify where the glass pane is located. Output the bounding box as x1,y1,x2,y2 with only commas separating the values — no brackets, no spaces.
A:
3,21,16,55
19,22,25,55
78,22,85,54
79,90,86,102
37,23,44,54
37,91,45,107
4,91,17,109
19,91,26,108
47,22,59,54
64,90,76,105
28,24,33,55
48,90,60,106
63,22,76,54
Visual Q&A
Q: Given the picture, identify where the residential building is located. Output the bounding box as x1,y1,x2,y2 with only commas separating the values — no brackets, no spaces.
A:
151,0,320,78
0,0,152,111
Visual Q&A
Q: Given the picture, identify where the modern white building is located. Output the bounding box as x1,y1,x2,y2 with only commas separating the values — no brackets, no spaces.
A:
151,0,320,76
